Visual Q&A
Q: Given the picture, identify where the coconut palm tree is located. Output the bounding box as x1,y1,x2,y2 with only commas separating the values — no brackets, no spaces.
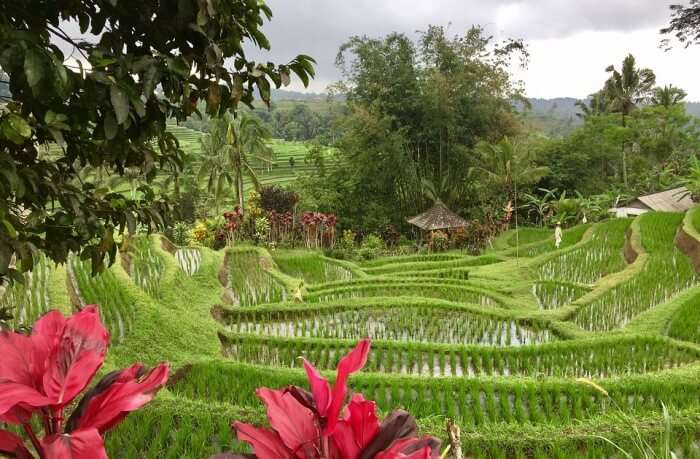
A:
575,90,610,119
603,54,656,186
198,119,231,215
470,138,549,254
470,137,550,201
651,85,687,108
198,113,274,214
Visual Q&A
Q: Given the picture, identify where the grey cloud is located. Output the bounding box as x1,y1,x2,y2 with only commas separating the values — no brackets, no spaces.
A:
246,0,673,92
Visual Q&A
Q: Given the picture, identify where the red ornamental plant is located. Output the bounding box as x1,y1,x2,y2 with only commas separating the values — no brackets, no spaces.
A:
300,212,337,249
0,306,169,458
211,339,440,459
224,207,243,245
267,210,295,243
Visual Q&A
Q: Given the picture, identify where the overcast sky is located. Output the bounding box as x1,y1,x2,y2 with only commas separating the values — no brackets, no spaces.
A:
247,0,700,100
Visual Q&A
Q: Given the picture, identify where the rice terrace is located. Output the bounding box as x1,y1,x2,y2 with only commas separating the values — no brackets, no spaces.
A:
3,1,700,458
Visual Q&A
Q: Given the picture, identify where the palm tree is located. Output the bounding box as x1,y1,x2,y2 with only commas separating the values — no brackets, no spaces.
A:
603,54,656,186
470,137,549,229
470,138,550,199
651,85,687,108
198,119,231,215
575,90,610,119
198,113,274,214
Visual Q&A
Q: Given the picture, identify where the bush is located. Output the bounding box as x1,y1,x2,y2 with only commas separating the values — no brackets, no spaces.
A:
362,234,385,250
429,230,449,252
339,229,357,250
188,217,225,249
172,222,189,246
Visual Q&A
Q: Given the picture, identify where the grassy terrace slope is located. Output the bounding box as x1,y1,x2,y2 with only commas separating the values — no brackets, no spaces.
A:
2,213,700,457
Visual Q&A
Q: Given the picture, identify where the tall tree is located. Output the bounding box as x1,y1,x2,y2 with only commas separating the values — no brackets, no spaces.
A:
198,119,231,215
470,137,550,211
0,1,314,282
199,113,273,213
651,85,687,108
575,90,610,119
662,1,700,48
603,54,656,186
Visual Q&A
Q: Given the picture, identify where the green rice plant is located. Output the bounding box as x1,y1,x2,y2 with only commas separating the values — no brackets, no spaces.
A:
361,252,464,268
219,333,698,378
573,214,697,331
228,250,287,306
130,236,166,297
388,266,471,280
538,219,630,285
0,252,51,329
666,290,700,344
168,361,700,428
227,306,557,346
67,253,137,343
500,224,591,257
532,281,589,309
507,228,552,246
175,248,202,276
105,399,256,458
307,283,498,307
273,253,352,284
362,255,503,275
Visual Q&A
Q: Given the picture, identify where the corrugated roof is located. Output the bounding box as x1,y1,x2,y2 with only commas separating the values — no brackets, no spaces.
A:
407,203,468,230
636,187,696,212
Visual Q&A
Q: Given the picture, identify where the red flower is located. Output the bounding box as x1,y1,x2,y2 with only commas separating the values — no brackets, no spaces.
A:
214,339,440,459
0,307,169,459
303,338,370,435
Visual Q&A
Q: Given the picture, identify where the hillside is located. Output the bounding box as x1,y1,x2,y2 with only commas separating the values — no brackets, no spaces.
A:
4,211,699,456
267,89,700,137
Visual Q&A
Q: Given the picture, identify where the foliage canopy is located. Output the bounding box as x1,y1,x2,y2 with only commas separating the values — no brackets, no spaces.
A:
0,0,314,281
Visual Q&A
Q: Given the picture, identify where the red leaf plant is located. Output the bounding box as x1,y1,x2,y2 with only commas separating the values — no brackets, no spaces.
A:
210,339,440,459
0,306,169,458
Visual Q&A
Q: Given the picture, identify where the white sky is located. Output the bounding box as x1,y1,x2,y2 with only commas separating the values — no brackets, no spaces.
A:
251,0,700,100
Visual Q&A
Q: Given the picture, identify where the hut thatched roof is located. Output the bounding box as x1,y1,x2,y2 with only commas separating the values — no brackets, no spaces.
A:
407,203,468,231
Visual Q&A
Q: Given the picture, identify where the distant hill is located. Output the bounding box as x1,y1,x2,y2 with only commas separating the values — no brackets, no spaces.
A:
270,89,700,137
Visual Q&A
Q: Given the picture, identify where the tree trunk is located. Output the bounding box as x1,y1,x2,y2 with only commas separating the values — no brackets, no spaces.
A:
621,112,628,187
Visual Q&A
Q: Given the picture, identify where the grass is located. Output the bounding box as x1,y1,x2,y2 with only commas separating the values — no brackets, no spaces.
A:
572,214,697,331
5,211,700,457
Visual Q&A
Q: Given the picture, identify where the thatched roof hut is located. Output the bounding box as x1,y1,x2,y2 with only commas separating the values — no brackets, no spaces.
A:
407,203,468,231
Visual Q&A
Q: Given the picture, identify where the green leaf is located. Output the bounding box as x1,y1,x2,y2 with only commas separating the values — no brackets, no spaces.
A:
2,114,32,144
104,112,118,140
166,57,190,78
110,85,130,125
24,49,45,90
142,64,160,96
1,219,17,239
48,127,66,148
207,83,222,114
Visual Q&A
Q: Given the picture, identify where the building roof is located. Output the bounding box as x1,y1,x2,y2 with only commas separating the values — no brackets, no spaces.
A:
407,202,469,231
633,187,696,213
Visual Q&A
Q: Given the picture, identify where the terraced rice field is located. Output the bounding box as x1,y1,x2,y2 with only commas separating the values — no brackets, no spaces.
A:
166,123,338,194
2,211,700,458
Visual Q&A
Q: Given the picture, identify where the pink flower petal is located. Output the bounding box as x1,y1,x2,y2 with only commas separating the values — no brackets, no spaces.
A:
302,358,331,416
256,388,319,454
324,339,371,435
0,429,32,459
234,422,294,459
41,428,108,459
71,363,169,433
42,306,109,406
